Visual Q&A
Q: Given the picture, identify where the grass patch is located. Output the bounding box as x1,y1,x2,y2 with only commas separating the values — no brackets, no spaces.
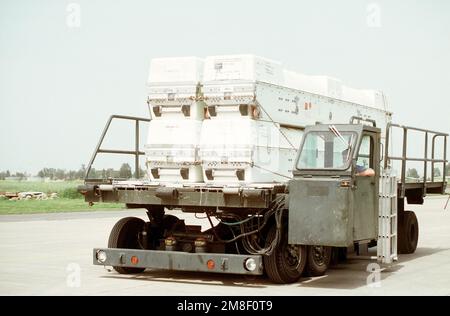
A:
0,198,124,215
59,187,81,199
0,180,83,196
0,180,123,214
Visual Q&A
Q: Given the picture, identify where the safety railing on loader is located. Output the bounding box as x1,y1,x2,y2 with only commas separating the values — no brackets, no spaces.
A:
384,123,448,198
85,115,150,181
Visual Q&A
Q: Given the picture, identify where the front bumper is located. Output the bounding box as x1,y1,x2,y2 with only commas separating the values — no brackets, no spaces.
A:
93,248,264,275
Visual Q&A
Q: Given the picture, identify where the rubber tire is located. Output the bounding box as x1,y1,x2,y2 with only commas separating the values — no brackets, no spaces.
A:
263,226,307,284
305,246,332,277
108,217,146,274
398,211,419,254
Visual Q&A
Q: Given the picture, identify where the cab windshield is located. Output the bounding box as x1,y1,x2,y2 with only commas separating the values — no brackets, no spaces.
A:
297,130,357,170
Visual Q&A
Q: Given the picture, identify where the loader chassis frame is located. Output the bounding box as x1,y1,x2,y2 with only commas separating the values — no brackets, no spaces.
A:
81,181,286,211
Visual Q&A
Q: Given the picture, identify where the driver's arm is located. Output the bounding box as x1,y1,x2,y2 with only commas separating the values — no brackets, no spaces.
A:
356,165,375,176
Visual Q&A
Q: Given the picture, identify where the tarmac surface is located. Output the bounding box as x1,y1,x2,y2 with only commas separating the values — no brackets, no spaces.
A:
0,196,449,296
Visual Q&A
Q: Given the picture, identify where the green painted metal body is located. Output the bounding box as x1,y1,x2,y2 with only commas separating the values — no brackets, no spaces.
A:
288,124,380,247
288,178,353,246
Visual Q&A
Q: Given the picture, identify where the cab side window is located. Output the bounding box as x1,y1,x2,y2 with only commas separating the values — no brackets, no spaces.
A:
357,135,374,169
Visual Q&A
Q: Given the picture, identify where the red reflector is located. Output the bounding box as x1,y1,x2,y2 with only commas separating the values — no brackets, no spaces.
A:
131,256,139,265
207,259,215,270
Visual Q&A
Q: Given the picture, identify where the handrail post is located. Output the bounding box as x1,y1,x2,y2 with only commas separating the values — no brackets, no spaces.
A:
135,120,140,179
423,132,428,195
444,135,448,190
431,134,436,182
85,115,114,179
384,123,391,169
401,127,407,198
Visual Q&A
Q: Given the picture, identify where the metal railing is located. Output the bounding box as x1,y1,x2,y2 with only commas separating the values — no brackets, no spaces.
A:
384,123,448,197
85,115,151,180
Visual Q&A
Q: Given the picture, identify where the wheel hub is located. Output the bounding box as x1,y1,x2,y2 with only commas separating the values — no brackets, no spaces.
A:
285,244,300,266
312,246,326,266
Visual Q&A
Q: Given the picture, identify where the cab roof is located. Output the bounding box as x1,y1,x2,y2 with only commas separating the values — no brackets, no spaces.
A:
304,123,381,134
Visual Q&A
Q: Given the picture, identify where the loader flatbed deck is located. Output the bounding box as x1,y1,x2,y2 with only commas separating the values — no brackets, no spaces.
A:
80,177,446,212
79,180,287,211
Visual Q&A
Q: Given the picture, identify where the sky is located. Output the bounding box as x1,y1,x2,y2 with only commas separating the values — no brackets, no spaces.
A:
1,0,449,174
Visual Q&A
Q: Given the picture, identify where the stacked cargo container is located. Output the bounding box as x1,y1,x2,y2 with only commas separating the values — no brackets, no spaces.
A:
199,55,391,184
145,57,205,183
144,54,392,185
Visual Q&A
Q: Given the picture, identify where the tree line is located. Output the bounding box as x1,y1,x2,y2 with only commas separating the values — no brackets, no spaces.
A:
0,164,146,180
407,165,449,179
0,170,27,180
2,164,450,181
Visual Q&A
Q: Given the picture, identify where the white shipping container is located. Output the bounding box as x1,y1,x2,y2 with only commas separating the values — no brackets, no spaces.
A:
284,70,343,99
203,54,283,85
202,81,390,130
342,86,387,110
147,57,206,120
144,54,391,185
200,119,300,184
200,80,391,184
145,119,203,183
147,57,204,84
145,57,206,182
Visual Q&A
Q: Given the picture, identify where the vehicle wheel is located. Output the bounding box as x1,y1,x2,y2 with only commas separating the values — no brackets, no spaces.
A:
108,217,146,274
263,226,307,284
305,246,332,276
398,211,419,254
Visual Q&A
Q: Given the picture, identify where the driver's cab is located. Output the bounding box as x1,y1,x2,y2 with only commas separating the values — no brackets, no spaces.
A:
288,124,381,247
293,124,379,178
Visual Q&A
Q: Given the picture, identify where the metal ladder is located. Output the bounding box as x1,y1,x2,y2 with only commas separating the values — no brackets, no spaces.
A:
377,168,398,264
